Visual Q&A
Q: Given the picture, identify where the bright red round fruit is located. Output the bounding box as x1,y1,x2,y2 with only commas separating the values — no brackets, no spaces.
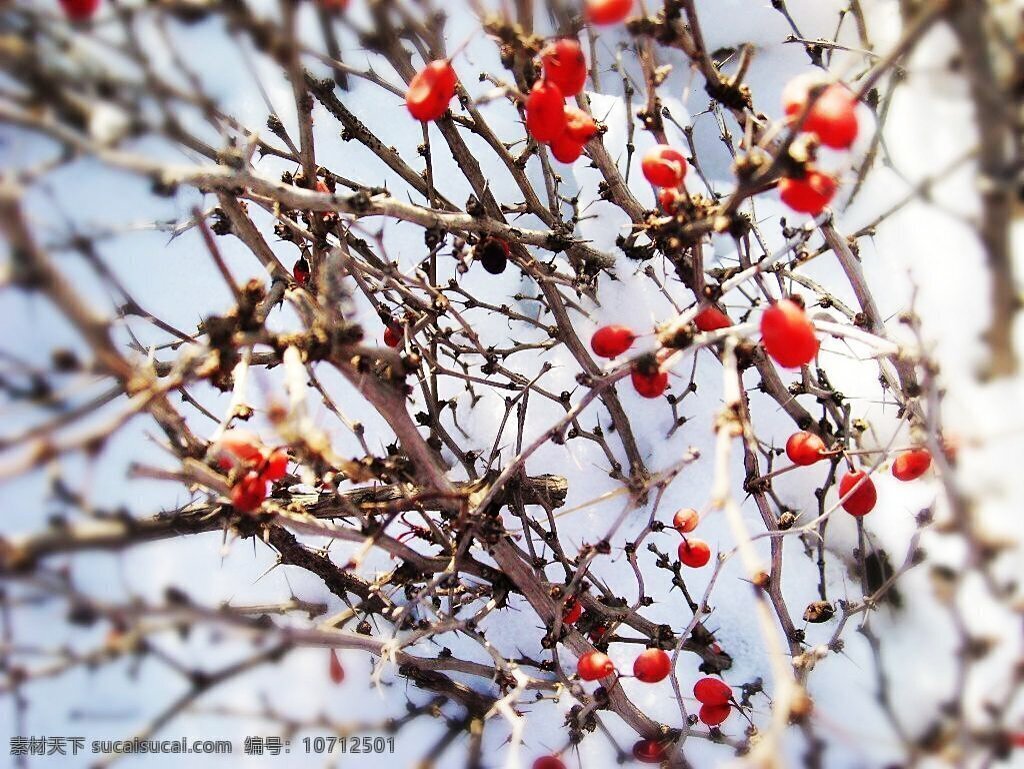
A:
231,471,268,512
633,648,671,683
641,145,688,188
562,599,583,624
892,448,931,481
673,508,699,533
406,60,457,122
631,739,667,764
218,429,264,464
261,449,289,482
532,757,566,769
60,0,101,20
786,431,826,466
699,702,731,726
577,650,615,681
525,80,567,143
585,0,633,25
694,306,732,332
549,133,585,163
677,538,711,568
693,676,731,705
541,39,587,97
590,325,635,358
631,368,668,399
563,107,597,143
839,469,877,516
658,187,682,214
779,170,837,215
384,325,402,348
783,76,859,149
760,298,818,368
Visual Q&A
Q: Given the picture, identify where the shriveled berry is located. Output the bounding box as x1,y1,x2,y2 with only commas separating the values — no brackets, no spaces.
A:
892,448,931,481
477,236,511,274
672,508,699,533
292,257,310,286
633,648,671,683
591,325,635,358
525,80,566,143
406,60,457,122
694,306,732,332
838,470,877,516
779,170,837,215
641,145,688,188
677,538,711,568
698,703,731,726
577,650,615,681
786,431,826,466
231,471,268,512
760,299,818,368
541,39,587,97
585,0,633,25
693,676,732,705
783,76,859,149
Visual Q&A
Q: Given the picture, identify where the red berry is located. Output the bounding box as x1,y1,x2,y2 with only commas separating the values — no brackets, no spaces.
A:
588,625,608,643
541,39,587,97
532,757,566,769
231,471,268,512
838,469,877,516
585,0,633,25
677,538,711,568
631,739,667,764
658,187,683,214
563,107,598,143
698,703,731,726
292,257,310,286
577,650,615,681
218,429,264,464
783,76,859,149
562,599,583,624
384,325,402,348
406,60,457,122
633,648,671,683
526,80,567,143
694,306,732,332
641,145,688,188
549,133,585,164
319,0,349,9
631,368,668,398
892,448,931,481
672,508,699,533
779,170,837,215
760,298,818,368
786,431,826,466
329,649,345,684
261,449,289,482
59,0,100,20
590,325,635,358
693,676,731,705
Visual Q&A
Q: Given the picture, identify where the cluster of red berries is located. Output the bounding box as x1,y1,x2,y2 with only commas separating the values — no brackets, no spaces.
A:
693,676,733,726
786,429,933,516
215,429,290,513
642,145,689,213
672,508,712,568
777,74,860,215
576,647,672,684
589,325,670,399
525,39,598,163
